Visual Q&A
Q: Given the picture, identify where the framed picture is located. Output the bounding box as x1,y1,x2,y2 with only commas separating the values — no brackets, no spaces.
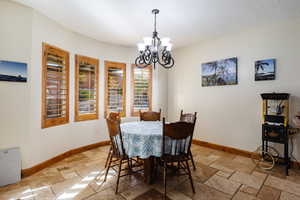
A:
0,60,27,82
202,57,238,87
255,59,276,81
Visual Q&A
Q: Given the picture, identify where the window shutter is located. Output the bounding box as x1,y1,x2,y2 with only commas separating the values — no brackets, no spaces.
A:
105,61,126,118
42,43,69,128
75,55,99,121
131,64,152,116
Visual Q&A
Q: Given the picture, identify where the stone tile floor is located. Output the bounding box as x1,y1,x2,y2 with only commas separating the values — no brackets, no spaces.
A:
1,145,300,200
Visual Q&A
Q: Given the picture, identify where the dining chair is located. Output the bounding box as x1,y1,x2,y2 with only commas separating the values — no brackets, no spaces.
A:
104,112,121,168
160,118,196,199
179,110,197,170
104,117,135,194
139,109,161,121
107,112,121,122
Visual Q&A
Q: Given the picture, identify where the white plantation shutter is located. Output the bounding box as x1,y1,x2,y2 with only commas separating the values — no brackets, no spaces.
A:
131,65,152,116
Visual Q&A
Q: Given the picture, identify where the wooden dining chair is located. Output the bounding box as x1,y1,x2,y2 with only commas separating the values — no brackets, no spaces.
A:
104,117,135,194
139,109,161,121
180,110,197,170
104,112,121,168
107,112,121,122
160,118,196,199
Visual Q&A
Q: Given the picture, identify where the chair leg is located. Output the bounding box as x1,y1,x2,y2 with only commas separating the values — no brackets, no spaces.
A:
163,162,167,199
153,158,158,179
115,159,123,194
105,147,112,168
189,150,196,170
130,159,133,169
185,160,195,193
127,158,132,172
104,153,113,182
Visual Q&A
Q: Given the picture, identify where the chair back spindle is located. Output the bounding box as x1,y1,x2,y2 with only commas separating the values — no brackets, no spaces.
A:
180,110,197,124
162,118,196,157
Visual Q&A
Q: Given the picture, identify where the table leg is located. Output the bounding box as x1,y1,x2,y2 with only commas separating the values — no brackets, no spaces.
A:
144,157,154,184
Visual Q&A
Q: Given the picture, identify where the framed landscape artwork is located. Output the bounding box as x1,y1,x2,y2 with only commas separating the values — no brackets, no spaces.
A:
202,57,238,87
255,59,276,81
0,60,27,82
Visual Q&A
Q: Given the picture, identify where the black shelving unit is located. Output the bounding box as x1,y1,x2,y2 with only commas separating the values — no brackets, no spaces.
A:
261,93,290,175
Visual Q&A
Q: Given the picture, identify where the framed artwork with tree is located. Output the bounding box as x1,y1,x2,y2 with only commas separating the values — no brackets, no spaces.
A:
255,59,276,81
201,57,238,87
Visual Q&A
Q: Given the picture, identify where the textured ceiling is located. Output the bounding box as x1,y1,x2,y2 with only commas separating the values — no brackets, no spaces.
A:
14,0,300,48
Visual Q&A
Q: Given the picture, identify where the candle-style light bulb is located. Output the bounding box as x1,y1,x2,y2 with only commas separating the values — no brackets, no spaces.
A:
161,38,170,47
137,43,146,51
166,43,173,51
143,37,152,46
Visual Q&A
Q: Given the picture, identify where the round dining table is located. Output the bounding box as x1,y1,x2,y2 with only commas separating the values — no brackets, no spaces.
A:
120,121,163,183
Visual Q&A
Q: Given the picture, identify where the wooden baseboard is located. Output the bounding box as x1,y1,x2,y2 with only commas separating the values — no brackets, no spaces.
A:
192,139,253,158
21,140,110,178
192,139,300,169
21,139,300,178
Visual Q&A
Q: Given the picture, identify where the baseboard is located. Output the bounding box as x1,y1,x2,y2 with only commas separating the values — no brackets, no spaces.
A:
21,140,110,178
192,139,300,169
21,139,299,178
192,139,253,158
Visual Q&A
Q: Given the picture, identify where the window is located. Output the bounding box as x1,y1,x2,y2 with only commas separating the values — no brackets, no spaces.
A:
104,61,126,118
75,55,99,121
42,43,69,128
131,64,152,116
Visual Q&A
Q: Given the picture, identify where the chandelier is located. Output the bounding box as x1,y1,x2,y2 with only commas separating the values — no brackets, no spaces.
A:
135,9,174,69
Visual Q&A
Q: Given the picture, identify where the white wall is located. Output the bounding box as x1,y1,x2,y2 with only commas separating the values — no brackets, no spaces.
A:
0,0,32,158
169,19,300,160
0,0,168,169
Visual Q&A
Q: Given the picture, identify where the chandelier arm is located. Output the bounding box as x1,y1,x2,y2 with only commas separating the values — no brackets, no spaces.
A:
144,50,153,65
158,56,174,68
157,51,165,66
143,54,149,64
158,50,174,69
135,56,144,68
162,57,175,69
160,49,169,64
140,52,152,68
142,49,150,65
136,54,148,68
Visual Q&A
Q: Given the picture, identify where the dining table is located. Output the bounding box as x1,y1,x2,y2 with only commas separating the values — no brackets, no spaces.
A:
120,121,163,184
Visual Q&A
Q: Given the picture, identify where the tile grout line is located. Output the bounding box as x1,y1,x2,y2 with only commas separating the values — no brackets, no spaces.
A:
230,183,243,200
201,168,219,183
204,174,241,198
203,183,234,199
227,170,236,180
276,189,282,200
49,185,57,199
255,173,268,198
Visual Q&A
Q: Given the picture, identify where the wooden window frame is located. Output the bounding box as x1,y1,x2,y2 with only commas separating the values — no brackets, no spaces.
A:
41,43,70,128
104,61,127,118
74,55,99,122
131,64,153,117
